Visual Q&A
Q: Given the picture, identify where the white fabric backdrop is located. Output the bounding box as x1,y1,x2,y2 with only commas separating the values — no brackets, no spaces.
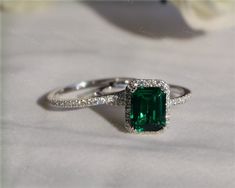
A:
2,2,235,188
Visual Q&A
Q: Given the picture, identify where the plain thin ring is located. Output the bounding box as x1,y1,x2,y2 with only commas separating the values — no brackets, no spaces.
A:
46,78,191,109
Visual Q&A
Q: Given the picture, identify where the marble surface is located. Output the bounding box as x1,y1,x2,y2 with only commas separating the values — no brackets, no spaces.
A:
2,2,235,188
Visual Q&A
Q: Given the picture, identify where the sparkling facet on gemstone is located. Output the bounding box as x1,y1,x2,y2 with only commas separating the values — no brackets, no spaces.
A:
130,87,166,132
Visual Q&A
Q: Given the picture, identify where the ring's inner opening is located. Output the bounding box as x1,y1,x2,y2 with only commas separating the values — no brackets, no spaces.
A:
57,86,101,99
170,86,186,98
102,83,127,93
53,78,132,99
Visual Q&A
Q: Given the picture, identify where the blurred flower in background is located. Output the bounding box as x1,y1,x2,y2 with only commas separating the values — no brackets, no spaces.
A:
171,0,235,31
1,0,234,31
0,0,50,12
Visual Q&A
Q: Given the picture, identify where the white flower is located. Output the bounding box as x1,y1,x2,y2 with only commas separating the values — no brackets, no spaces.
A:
171,0,235,31
0,1,50,12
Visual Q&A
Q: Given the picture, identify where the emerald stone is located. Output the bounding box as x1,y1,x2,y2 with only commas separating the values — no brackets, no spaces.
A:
130,87,166,132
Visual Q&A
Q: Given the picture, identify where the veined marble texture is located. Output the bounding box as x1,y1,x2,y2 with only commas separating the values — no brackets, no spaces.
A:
1,2,235,188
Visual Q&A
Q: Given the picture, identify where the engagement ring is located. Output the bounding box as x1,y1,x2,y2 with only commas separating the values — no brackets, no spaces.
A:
46,78,191,134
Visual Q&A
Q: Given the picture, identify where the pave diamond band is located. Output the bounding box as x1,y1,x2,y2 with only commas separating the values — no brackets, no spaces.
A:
46,78,191,109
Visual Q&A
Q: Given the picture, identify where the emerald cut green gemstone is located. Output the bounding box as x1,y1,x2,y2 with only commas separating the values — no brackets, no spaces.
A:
130,87,166,132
